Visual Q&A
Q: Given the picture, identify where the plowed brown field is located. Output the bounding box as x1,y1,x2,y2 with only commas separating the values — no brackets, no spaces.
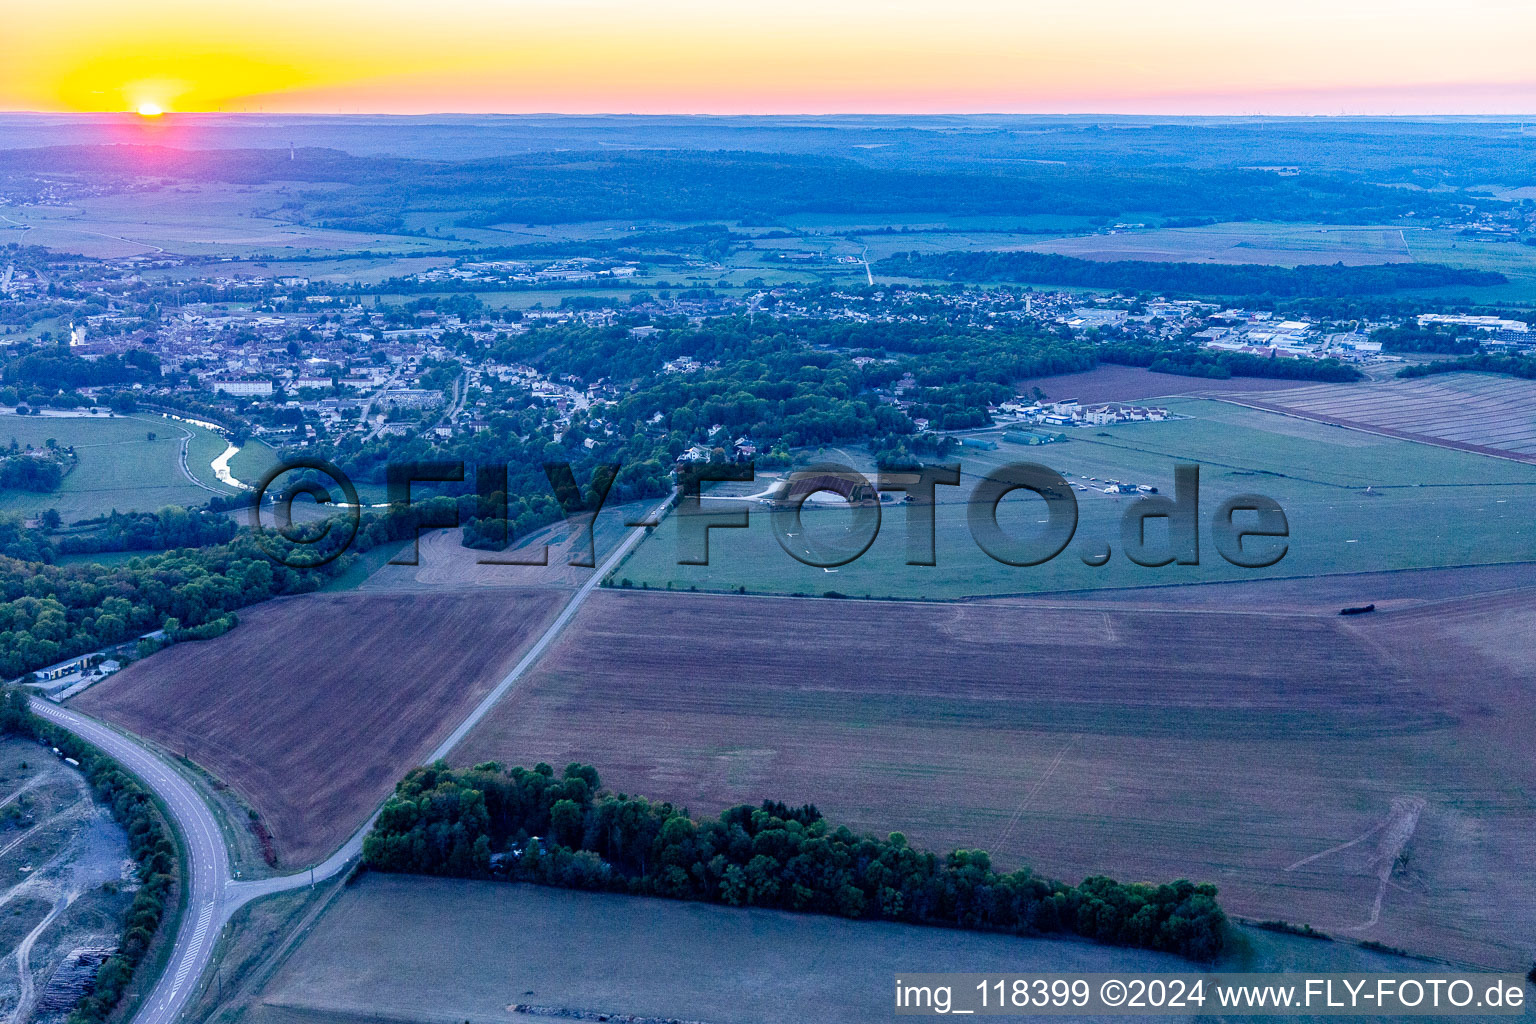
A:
453,587,1536,969
77,589,564,865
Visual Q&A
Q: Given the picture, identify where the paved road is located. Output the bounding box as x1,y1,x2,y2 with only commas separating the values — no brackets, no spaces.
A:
233,491,672,901
162,420,223,497
27,700,230,1024
360,368,403,441
29,494,672,1024
428,493,672,759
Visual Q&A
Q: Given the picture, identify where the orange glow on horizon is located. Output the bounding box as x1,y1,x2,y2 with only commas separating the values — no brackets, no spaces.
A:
7,0,1536,116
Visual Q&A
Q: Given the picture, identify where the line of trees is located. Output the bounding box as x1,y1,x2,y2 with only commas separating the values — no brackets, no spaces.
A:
878,250,1505,299
55,508,240,556
1371,324,1482,355
1398,351,1536,381
1099,343,1363,382
0,690,177,1024
0,490,501,678
363,762,1227,961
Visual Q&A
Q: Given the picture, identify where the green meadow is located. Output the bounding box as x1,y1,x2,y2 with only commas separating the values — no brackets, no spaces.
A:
0,412,242,522
612,399,1536,599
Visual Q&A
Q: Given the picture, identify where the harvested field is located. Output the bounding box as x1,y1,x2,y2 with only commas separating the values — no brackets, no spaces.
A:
1021,223,1414,267
247,877,1183,1024
453,588,1536,968
1226,372,1536,461
357,502,645,593
1029,560,1536,614
1014,365,1315,404
76,589,564,866
244,876,1428,1024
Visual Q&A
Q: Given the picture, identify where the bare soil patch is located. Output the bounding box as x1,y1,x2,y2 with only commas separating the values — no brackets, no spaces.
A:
76,590,564,866
1226,373,1536,462
1016,365,1314,405
454,588,1536,968
246,876,1426,1024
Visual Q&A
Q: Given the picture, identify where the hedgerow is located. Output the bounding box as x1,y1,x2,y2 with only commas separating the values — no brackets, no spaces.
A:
365,761,1227,961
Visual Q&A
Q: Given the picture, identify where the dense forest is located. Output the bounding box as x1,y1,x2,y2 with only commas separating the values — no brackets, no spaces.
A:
2,348,160,390
0,448,68,492
877,251,1506,299
0,145,1469,230
1371,324,1484,355
0,536,328,676
55,507,240,556
363,761,1228,961
0,517,50,563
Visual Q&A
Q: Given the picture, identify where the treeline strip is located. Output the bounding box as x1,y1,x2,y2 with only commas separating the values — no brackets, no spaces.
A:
363,762,1227,961
0,690,179,1024
56,507,240,556
0,492,469,678
1098,344,1363,382
1397,351,1536,381
877,250,1505,298
1370,324,1482,355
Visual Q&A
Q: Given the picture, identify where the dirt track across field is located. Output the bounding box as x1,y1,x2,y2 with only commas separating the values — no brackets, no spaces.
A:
1221,373,1536,463
453,586,1536,968
77,590,564,866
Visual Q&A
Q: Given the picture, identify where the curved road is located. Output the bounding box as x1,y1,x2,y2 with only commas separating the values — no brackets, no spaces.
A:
29,494,672,1024
171,426,224,496
27,700,233,1024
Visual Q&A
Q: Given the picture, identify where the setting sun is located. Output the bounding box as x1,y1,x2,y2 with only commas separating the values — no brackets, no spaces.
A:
135,100,163,116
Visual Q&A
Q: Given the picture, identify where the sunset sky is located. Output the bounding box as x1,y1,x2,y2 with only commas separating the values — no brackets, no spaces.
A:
8,0,1536,115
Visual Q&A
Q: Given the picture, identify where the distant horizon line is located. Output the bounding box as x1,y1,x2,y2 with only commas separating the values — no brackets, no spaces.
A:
3,109,1536,121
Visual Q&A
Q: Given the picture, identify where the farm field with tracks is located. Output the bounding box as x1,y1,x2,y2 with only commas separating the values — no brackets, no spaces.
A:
453,586,1536,968
239,875,1430,1024
1018,222,1415,266
1227,372,1536,460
